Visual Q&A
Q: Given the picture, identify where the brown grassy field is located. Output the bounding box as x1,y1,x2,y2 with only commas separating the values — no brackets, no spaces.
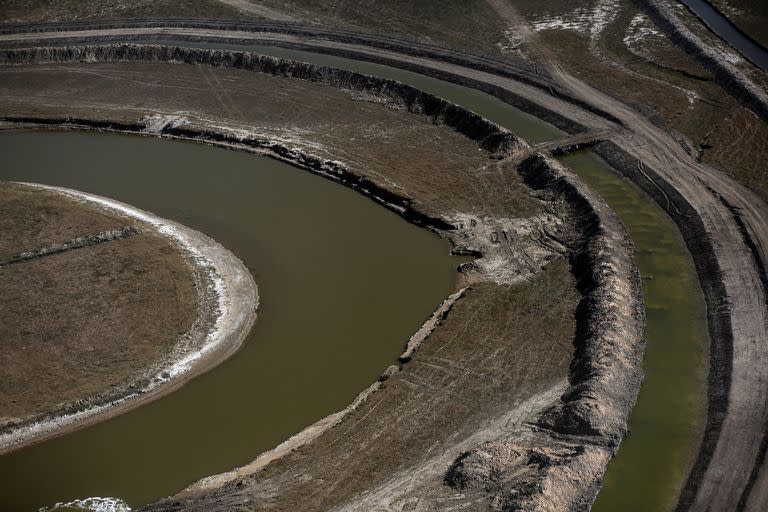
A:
0,182,197,424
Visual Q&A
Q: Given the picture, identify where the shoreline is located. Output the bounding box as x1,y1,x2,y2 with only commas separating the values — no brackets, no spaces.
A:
0,36,649,508
0,182,259,456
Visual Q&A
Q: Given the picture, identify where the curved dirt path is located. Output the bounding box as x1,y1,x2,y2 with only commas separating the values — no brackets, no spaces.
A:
1,21,767,510
487,3,768,507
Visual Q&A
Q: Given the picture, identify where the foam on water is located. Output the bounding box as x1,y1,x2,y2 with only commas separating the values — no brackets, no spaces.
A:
39,496,131,512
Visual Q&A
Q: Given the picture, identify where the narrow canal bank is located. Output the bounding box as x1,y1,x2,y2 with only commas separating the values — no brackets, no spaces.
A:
678,0,768,70
0,131,461,511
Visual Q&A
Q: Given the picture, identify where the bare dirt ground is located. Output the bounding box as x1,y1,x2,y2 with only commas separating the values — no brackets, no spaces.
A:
0,0,249,22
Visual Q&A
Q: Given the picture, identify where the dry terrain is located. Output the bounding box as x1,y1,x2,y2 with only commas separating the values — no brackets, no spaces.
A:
0,1,248,22
0,182,197,426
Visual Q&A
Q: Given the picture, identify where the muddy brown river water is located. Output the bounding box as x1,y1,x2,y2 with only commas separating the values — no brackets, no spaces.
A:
0,131,461,511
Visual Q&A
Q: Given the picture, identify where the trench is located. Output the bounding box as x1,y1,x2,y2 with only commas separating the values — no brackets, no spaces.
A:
0,43,709,511
561,152,707,512
0,130,461,511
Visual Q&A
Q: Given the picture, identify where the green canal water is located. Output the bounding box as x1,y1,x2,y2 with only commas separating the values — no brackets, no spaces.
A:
560,152,707,512
151,39,564,144
0,131,461,511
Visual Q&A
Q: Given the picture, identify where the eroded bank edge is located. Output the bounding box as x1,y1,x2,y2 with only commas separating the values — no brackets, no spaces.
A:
0,31,588,135
591,141,731,511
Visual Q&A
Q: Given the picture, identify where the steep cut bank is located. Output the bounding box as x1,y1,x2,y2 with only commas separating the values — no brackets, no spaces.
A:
0,19,623,127
0,44,524,157
437,153,645,511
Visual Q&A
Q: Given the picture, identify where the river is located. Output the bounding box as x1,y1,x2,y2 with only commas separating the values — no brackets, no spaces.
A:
0,131,460,511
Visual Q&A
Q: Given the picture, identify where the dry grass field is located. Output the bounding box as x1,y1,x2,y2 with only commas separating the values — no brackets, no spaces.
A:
0,182,197,425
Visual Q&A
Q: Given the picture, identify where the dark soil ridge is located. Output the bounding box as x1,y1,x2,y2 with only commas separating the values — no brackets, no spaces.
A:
0,44,525,157
639,0,768,122
441,152,645,510
0,225,140,266
591,140,733,512
0,19,623,128
519,155,646,448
